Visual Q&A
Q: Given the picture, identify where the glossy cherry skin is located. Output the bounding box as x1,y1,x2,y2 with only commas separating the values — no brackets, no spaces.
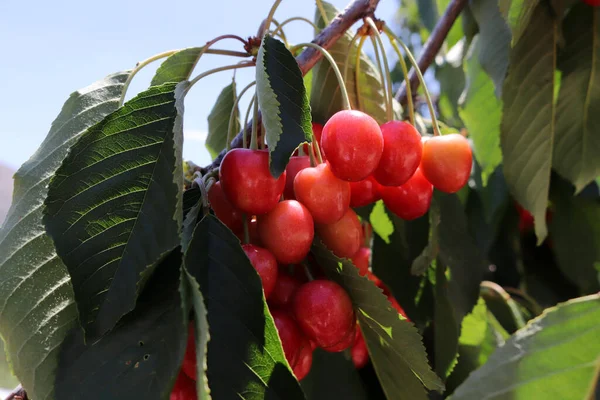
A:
269,271,303,308
181,324,196,380
321,110,384,181
257,200,314,264
351,327,369,369
294,163,351,224
373,121,423,186
351,247,370,276
219,148,286,215
271,308,304,367
316,208,362,259
293,337,314,380
349,175,382,208
170,370,197,400
420,133,472,193
242,244,278,299
283,156,310,200
208,181,244,233
293,280,356,351
322,324,356,352
380,168,433,220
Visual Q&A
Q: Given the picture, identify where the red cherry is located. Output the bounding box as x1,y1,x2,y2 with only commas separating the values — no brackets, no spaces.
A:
271,309,304,367
321,110,384,181
351,327,369,369
316,208,362,259
257,200,314,264
208,181,244,233
312,122,324,143
374,121,423,186
283,156,310,200
322,324,356,352
349,175,382,208
269,271,303,308
293,280,356,351
181,324,196,380
583,0,600,6
219,149,286,215
294,163,351,224
350,247,370,276
170,370,197,400
293,337,314,381
380,168,433,220
420,134,472,193
242,244,278,299
387,294,409,320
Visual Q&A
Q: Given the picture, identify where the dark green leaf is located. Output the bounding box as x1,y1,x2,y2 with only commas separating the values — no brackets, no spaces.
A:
501,2,557,243
411,202,440,276
206,80,240,160
498,0,540,45
553,5,600,192
0,70,130,399
418,0,438,32
55,251,189,400
436,40,466,128
256,35,312,178
434,263,460,379
451,294,600,400
43,82,186,339
0,340,18,388
312,239,444,400
185,215,305,400
151,47,203,86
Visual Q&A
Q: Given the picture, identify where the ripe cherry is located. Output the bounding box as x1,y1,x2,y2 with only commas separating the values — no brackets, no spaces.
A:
181,324,196,380
269,271,303,308
271,308,304,367
294,163,351,224
293,337,313,381
321,110,383,181
380,168,433,220
170,370,197,400
322,324,356,352
351,327,369,369
219,148,286,215
293,280,356,351
374,121,423,186
420,133,472,193
257,200,314,264
283,156,310,200
351,247,370,276
349,175,381,208
208,181,243,233
242,244,278,299
316,208,362,259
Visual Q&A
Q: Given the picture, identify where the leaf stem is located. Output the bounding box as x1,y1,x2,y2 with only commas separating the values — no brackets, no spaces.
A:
384,31,415,126
263,0,284,39
365,18,393,122
227,81,256,151
292,42,351,110
271,17,320,38
243,95,256,149
250,98,259,150
186,62,255,94
269,18,289,46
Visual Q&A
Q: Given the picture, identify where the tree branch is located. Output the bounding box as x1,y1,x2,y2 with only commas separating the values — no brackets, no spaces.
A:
394,0,467,104
204,0,380,172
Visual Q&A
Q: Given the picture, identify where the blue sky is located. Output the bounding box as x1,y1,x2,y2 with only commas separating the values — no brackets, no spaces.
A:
0,0,398,171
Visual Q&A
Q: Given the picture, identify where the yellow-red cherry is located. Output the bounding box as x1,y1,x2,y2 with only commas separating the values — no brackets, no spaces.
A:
316,208,362,259
208,181,244,233
219,148,286,215
170,370,197,400
373,120,423,186
349,175,381,208
420,133,472,193
257,200,314,264
283,156,310,200
242,244,278,299
321,110,383,181
380,168,433,220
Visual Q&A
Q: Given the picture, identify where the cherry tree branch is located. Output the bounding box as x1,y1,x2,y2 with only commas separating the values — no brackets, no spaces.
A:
394,0,468,104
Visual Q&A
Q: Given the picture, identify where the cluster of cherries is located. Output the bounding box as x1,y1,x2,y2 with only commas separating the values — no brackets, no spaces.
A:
170,109,472,398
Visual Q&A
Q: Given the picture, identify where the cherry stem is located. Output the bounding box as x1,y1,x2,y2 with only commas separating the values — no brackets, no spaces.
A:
271,17,320,38
263,0,284,38
316,0,330,24
227,80,256,151
302,263,315,281
308,144,317,167
204,48,251,58
186,62,255,94
342,33,361,110
243,95,256,149
312,140,323,164
384,31,415,126
354,35,367,111
365,18,393,122
383,25,441,136
269,18,289,46
250,98,259,150
193,173,210,214
369,35,387,113
292,43,351,110
363,222,372,248
242,214,250,244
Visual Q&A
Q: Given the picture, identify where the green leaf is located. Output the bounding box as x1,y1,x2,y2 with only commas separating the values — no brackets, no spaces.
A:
501,2,557,243
0,340,18,389
451,294,600,400
480,282,527,334
43,82,186,339
151,47,203,86
411,202,440,275
434,263,460,379
436,0,465,48
55,251,189,400
311,1,401,124
184,215,305,399
206,80,240,160
0,70,130,400
311,239,444,400
368,200,393,244
256,35,312,178
459,35,502,185
553,5,600,192
498,0,540,45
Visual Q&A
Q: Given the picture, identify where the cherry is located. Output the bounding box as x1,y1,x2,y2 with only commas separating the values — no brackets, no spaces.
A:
269,271,303,308
170,370,197,400
181,324,196,380
322,324,356,352
219,148,286,215
316,208,362,259
387,294,409,320
283,156,310,200
350,247,370,276
208,181,244,233
293,280,355,351
420,133,472,193
294,163,351,224
292,337,313,381
351,327,369,369
380,168,433,220
242,244,278,299
257,200,314,264
321,110,384,181
583,0,600,6
373,121,423,186
349,175,381,208
271,309,304,367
